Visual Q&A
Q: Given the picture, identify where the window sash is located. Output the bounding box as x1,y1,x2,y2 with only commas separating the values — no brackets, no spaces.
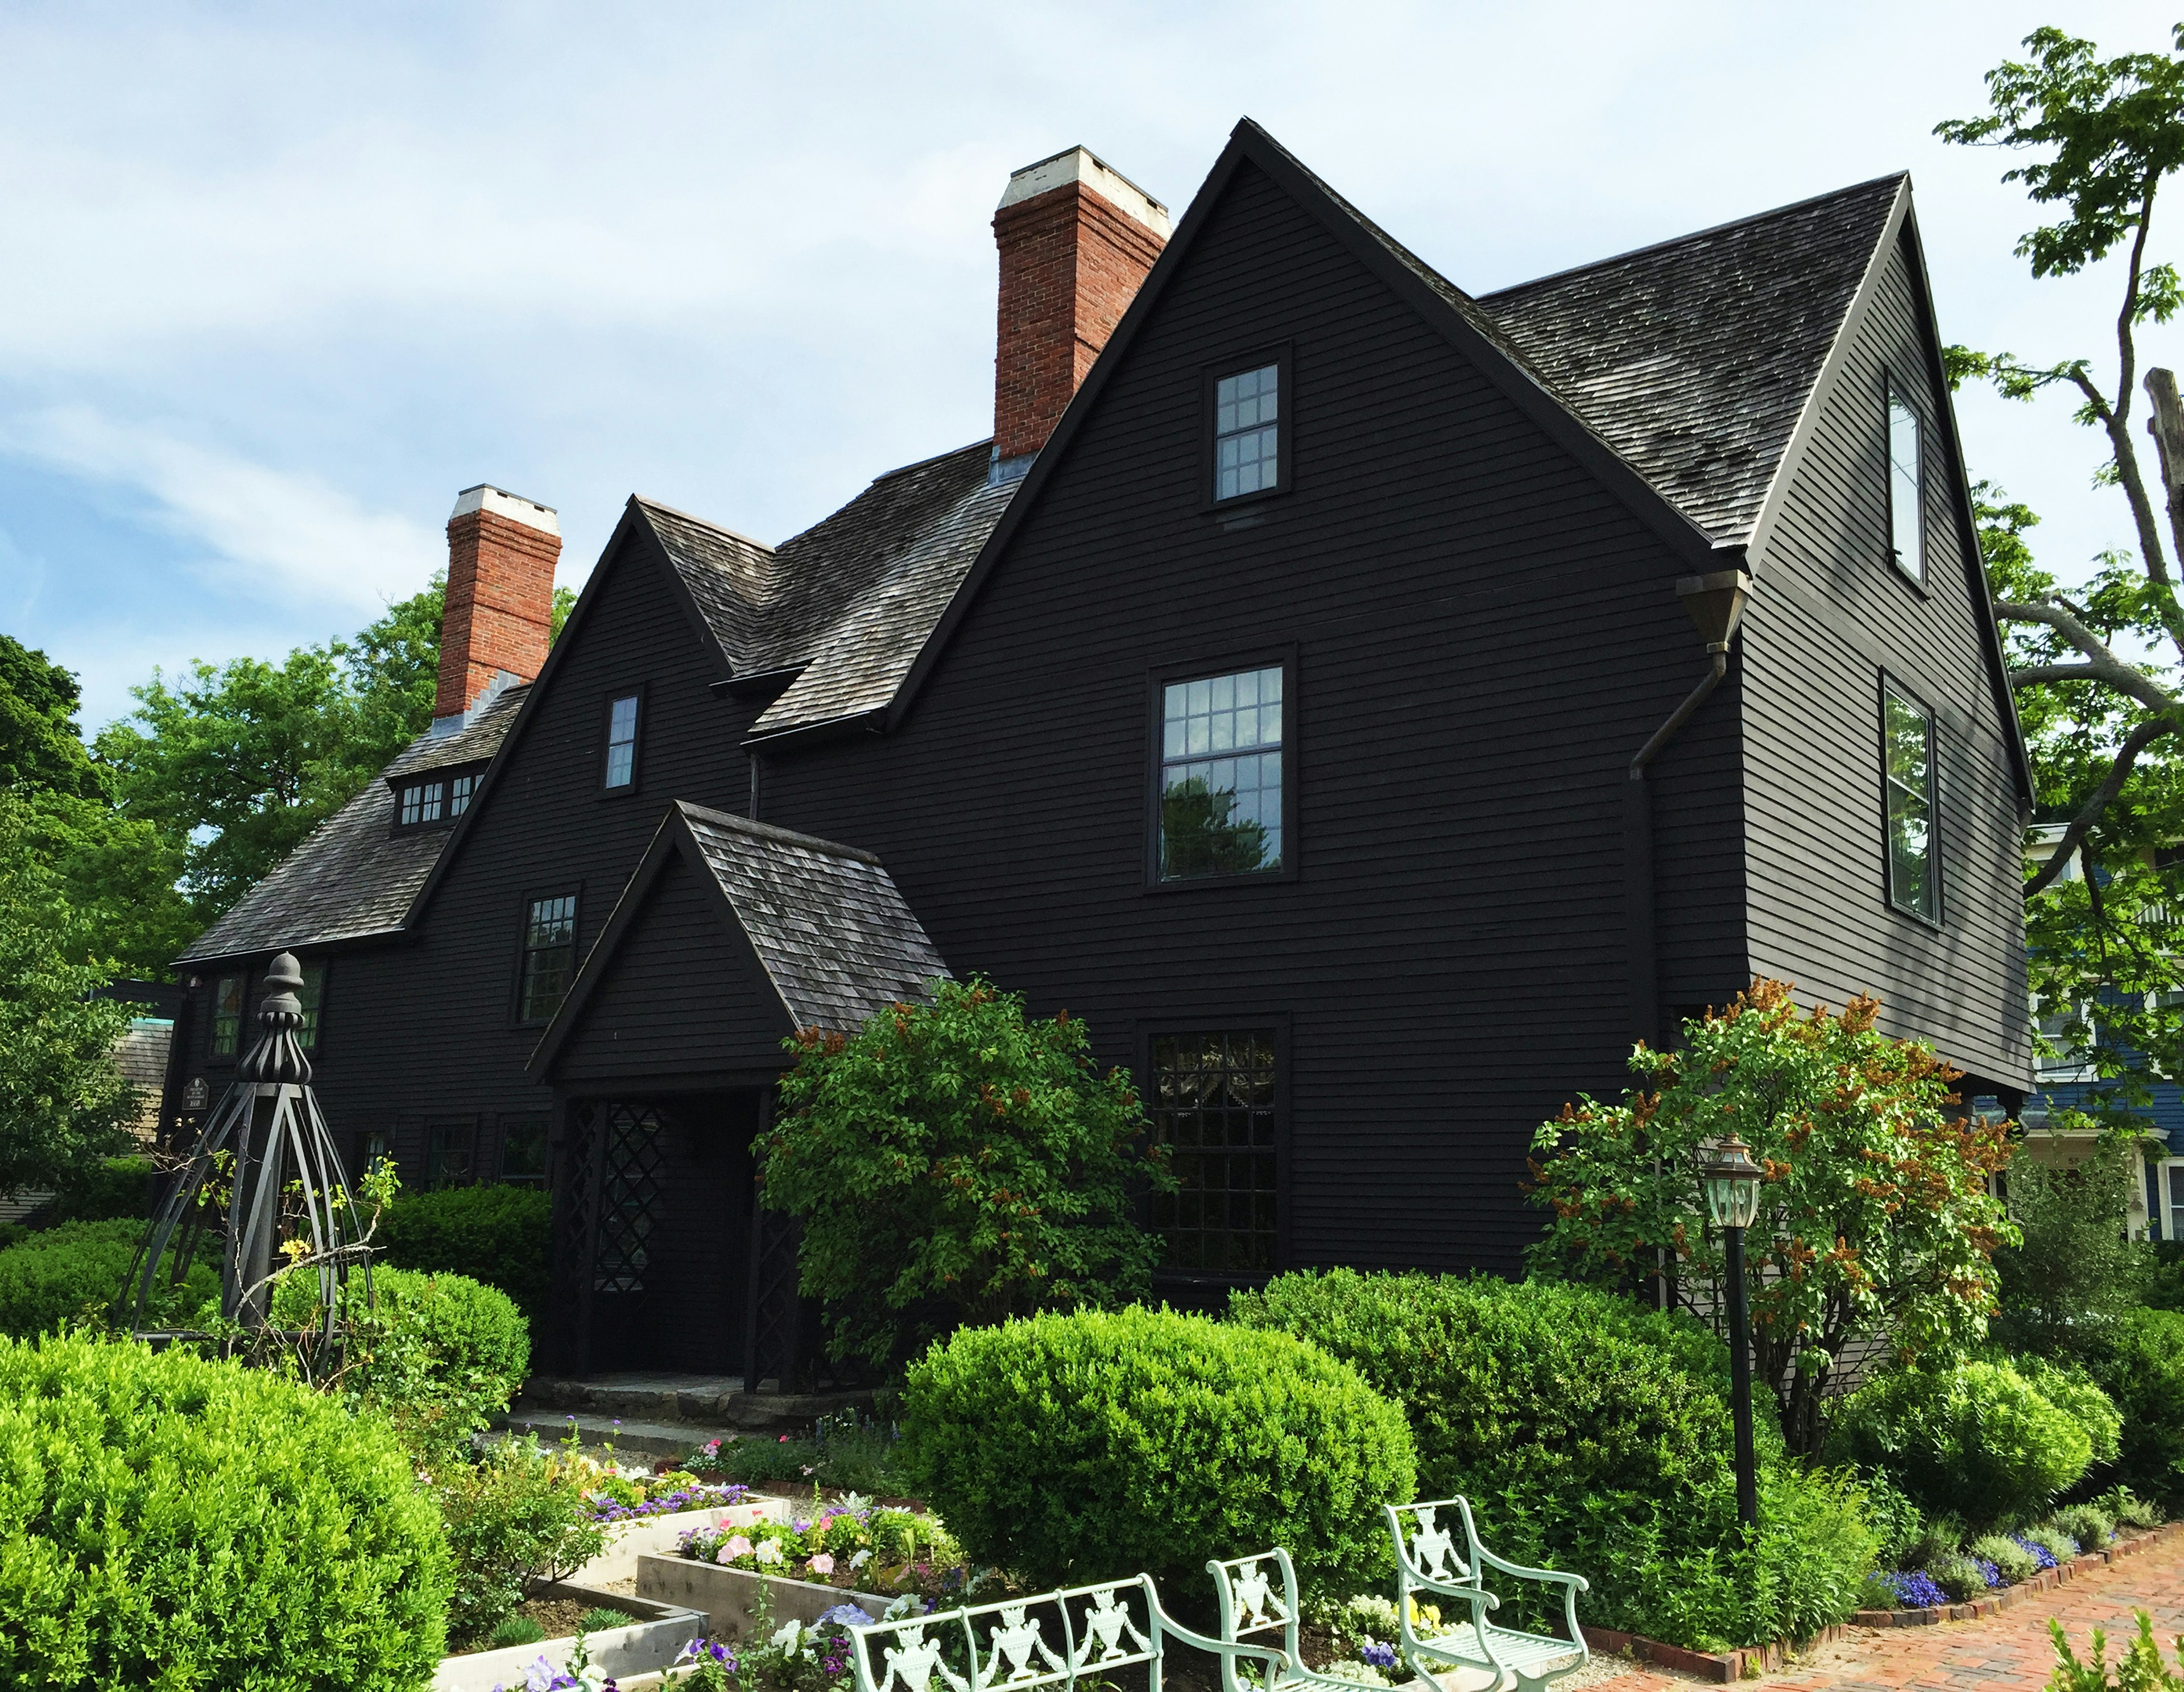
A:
1149,1031,1279,1272
520,895,578,1021
1888,388,1924,584
296,962,326,1053
499,1115,549,1186
427,1120,476,1189
399,780,445,826
210,974,243,1057
1160,665,1284,879
449,772,475,817
1214,363,1280,501
1884,686,1939,921
605,694,640,789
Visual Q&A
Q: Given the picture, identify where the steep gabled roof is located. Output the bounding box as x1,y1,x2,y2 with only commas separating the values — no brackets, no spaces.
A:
527,800,948,1077
175,684,528,965
1478,175,1908,544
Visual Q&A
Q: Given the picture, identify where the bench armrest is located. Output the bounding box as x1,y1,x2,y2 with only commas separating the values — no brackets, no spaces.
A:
1475,1547,1589,1592
1150,1605,1292,1692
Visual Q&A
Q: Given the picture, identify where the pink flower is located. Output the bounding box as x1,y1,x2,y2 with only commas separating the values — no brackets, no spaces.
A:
722,1535,754,1560
779,1434,790,1443
716,1545,735,1565
809,1553,836,1575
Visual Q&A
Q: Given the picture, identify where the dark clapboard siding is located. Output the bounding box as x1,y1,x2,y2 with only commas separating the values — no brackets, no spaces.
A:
759,159,1747,1276
1742,225,2028,1086
181,518,764,1184
551,853,796,1080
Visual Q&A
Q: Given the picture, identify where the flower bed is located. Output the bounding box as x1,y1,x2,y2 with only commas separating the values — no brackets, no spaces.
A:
1853,1524,2178,1629
584,1467,758,1524
435,1586,704,1692
673,1495,970,1604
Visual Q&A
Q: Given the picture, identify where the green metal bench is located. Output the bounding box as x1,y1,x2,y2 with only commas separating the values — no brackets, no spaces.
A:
1385,1499,1589,1692
1212,1544,1462,1691
847,1574,1294,1692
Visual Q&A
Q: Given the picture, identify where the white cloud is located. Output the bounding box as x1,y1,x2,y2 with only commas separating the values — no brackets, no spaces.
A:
0,407,439,613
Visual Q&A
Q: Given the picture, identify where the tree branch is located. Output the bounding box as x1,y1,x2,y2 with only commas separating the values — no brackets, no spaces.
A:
2024,716,2175,899
2148,368,2184,591
1995,600,2181,713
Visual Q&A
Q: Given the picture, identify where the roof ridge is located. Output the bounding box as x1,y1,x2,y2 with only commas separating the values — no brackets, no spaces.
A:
1478,171,1909,301
631,497,777,555
675,800,883,867
866,438,993,487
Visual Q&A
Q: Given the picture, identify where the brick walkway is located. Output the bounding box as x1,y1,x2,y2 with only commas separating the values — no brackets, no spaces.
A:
1591,1530,2184,1692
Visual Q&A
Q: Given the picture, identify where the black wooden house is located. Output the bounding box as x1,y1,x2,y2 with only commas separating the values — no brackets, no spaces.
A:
168,123,2032,1380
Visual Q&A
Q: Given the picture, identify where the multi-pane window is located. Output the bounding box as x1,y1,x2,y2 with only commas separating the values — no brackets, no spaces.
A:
449,771,477,817
1151,1032,1279,1272
1214,363,1280,500
428,1119,475,1189
1888,383,1924,584
296,962,326,1053
398,779,445,826
209,974,243,1058
1160,666,1284,880
1884,684,1939,922
499,1115,549,1187
605,694,640,789
520,894,579,1021
358,1128,388,1174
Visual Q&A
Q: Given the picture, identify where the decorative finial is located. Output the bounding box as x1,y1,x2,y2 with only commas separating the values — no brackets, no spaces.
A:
239,952,312,1083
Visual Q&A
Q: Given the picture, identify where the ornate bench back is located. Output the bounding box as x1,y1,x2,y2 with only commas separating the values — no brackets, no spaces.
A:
1210,1546,1304,1664
1385,1499,1483,1594
850,1577,1163,1692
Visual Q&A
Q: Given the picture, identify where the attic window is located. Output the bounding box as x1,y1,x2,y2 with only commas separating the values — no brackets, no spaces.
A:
449,772,477,817
398,779,444,827
1213,359,1283,502
603,693,640,791
1887,380,1925,585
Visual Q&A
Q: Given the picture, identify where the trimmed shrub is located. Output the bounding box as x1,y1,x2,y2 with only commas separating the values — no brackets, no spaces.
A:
900,1306,1414,1596
439,1436,605,1645
0,1217,215,1337
2050,1503,2116,1551
376,1184,552,1326
2015,1355,2124,1467
1230,1269,1875,1648
2087,1308,2184,1510
271,1265,530,1463
1929,1552,1995,1603
2025,1524,2080,1563
35,1155,155,1227
1824,1360,2096,1525
0,1331,450,1687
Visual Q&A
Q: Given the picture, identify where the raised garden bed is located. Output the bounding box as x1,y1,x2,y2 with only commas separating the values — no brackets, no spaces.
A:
636,1553,891,1636
433,1583,705,1692
573,1493,790,1588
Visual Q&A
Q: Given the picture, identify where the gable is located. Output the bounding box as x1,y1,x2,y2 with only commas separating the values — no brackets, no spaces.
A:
545,849,796,1081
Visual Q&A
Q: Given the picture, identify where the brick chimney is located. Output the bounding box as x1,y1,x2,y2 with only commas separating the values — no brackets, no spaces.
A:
435,485,560,726
991,146,1170,478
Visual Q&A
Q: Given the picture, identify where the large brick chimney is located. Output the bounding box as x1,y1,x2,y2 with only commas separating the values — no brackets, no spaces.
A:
435,485,561,726
991,147,1170,479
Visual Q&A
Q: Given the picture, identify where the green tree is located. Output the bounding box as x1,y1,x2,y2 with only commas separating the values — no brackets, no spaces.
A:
1992,1126,2152,1356
0,634,101,800
756,978,1175,1369
1526,980,2017,1455
0,795,135,1197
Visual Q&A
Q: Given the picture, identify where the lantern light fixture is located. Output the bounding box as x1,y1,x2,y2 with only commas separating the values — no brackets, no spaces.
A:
1702,1133,1763,1231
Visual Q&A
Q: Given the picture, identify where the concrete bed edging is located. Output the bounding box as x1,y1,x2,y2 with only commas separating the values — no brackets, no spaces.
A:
433,1582,705,1692
1581,1525,2177,1683
636,1553,894,1637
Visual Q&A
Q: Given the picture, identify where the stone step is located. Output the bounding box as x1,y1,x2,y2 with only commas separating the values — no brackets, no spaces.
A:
518,1373,878,1435
493,1406,730,1461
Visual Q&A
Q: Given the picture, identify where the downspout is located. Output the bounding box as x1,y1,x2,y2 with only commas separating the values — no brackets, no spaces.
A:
1625,568,1752,1050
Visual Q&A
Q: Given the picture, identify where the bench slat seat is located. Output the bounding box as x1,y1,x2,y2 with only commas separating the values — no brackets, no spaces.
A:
1385,1500,1590,1692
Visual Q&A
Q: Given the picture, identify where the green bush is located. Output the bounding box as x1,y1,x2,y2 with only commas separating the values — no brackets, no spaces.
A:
438,1435,605,1646
1230,1269,1873,1648
0,1331,450,1687
1825,1360,2098,1525
2095,1485,2161,1529
1929,1551,1992,1603
1972,1533,2040,1585
2026,1524,2080,1563
0,1217,216,1337
2145,1243,2184,1314
376,1184,551,1326
2015,1356,2124,1466
2087,1309,2184,1509
900,1306,1414,1596
2051,1503,2116,1550
268,1264,530,1463
36,1156,156,1227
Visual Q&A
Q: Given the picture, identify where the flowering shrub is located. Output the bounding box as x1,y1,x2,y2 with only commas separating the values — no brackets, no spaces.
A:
2015,1534,2061,1571
582,1467,752,1523
677,1498,968,1600
1881,1570,1950,1610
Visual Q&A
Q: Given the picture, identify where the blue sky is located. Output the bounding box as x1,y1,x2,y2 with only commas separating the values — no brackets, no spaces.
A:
1,1,2171,732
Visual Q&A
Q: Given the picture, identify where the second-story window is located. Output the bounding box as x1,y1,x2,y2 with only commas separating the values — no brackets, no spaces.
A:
209,974,244,1058
1884,682,1939,924
1214,362,1280,500
398,779,445,826
1887,379,1924,585
604,694,640,790
296,962,326,1053
449,771,477,817
1160,665,1285,881
520,894,579,1022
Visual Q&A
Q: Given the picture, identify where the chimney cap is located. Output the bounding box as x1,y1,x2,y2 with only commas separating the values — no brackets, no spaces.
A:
998,146,1171,237
451,484,560,536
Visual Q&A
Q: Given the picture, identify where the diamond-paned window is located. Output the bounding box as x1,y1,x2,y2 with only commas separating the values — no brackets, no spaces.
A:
1151,1031,1278,1272
594,1104,664,1293
1161,666,1283,879
1215,363,1280,500
520,894,578,1022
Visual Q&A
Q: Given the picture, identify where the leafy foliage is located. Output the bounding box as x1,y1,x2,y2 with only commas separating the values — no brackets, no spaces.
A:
438,1435,606,1646
0,1218,218,1338
0,1330,450,1688
2044,1612,2184,1692
1823,1359,2111,1526
899,1306,1414,1597
1230,1270,1874,1649
376,1183,552,1330
0,633,102,800
2086,1307,2184,1508
1525,981,2015,1453
0,799,137,1197
1993,1130,2152,1356
758,979,1173,1367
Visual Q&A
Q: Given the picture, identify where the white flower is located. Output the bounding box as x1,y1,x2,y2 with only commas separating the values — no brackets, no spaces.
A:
755,1538,785,1565
772,1620,805,1652
850,1549,873,1570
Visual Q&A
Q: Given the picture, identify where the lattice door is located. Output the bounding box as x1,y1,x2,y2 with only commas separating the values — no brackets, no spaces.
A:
744,1203,803,1390
593,1103,665,1294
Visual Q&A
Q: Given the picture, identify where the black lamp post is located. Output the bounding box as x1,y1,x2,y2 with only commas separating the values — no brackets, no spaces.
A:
1702,1132,1763,1532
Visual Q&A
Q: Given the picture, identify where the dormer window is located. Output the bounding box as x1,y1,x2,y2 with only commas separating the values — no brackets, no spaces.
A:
398,779,444,827
449,772,477,817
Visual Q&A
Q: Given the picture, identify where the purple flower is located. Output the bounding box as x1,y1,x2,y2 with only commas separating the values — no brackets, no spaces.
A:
819,1604,876,1627
1975,1559,2003,1590
2013,1536,2058,1571
1883,1570,1949,1610
1361,1643,1398,1670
